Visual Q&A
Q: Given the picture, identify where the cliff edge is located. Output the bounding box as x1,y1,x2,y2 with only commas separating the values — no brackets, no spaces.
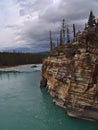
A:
40,26,98,122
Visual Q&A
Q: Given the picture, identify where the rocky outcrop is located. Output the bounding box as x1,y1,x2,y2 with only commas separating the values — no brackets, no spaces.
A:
40,29,98,122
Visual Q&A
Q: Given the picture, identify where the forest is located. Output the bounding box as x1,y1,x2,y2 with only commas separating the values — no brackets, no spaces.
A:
0,52,47,67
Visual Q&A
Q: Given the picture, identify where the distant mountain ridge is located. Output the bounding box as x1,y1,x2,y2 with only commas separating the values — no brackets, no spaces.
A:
1,47,49,54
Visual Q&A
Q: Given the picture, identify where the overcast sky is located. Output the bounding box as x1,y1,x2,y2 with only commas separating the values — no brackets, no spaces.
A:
0,0,98,52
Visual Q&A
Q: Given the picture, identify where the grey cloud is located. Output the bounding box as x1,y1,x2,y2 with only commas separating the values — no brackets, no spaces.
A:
5,24,21,29
40,0,93,23
17,0,53,15
19,9,25,16
2,0,98,52
18,0,98,52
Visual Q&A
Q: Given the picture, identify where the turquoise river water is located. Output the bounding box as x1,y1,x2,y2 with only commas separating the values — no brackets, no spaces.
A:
0,65,98,130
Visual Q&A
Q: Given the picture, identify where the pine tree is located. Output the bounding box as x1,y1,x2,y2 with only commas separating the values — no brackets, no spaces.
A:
67,25,70,43
73,24,76,37
88,10,96,27
57,38,59,47
62,19,66,44
50,31,53,51
84,23,88,30
60,30,63,46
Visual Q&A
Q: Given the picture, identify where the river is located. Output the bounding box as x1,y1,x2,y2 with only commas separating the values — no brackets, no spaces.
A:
0,65,98,130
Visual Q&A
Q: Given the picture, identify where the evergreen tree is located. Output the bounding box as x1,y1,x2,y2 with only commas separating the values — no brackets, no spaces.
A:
67,25,70,43
84,23,88,30
57,38,59,47
73,24,76,37
62,19,66,44
60,30,63,46
88,10,96,27
50,31,53,51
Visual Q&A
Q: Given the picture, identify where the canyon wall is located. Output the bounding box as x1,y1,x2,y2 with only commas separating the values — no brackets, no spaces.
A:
40,30,98,122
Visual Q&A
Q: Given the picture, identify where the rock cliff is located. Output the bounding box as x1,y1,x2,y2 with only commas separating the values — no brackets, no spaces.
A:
40,28,98,122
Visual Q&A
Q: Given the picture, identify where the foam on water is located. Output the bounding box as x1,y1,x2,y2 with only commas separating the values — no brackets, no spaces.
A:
0,64,42,73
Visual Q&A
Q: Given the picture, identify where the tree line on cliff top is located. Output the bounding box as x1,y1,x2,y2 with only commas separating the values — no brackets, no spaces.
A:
49,10,97,51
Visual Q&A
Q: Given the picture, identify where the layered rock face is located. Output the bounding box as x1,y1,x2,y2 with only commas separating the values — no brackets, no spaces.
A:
40,32,98,121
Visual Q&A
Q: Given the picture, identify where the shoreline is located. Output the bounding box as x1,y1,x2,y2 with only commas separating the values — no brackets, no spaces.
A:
0,64,41,69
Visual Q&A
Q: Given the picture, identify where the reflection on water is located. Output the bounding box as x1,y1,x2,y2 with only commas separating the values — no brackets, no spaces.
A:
0,71,20,80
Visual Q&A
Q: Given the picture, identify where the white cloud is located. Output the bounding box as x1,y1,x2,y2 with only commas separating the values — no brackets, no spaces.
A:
0,0,98,52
